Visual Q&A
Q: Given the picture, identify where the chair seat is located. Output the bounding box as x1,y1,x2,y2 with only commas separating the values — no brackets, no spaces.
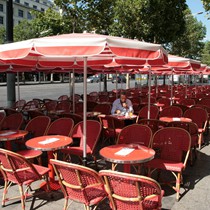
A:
61,146,92,156
17,150,43,159
104,128,122,137
147,159,184,172
33,164,50,176
16,164,50,186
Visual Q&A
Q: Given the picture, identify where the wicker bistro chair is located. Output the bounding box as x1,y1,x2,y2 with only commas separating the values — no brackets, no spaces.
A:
159,106,183,118
50,159,107,210
98,115,123,145
62,113,83,125
99,170,163,210
137,119,167,134
179,98,196,107
168,121,199,165
61,120,102,166
1,113,24,130
116,124,152,147
45,117,74,137
136,105,159,122
115,124,153,172
0,148,50,210
183,107,208,149
12,99,26,111
93,103,111,115
27,110,45,120
16,116,51,164
146,127,191,201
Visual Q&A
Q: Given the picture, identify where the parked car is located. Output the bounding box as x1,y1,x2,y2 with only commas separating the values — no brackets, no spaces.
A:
111,75,126,83
87,76,100,83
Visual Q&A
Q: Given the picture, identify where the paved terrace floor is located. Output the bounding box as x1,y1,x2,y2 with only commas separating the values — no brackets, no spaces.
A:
0,133,210,210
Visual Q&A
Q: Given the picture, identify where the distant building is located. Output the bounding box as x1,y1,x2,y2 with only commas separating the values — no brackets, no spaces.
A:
0,0,54,26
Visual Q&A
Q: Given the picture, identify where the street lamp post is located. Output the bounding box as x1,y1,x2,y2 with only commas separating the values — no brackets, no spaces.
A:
6,0,16,107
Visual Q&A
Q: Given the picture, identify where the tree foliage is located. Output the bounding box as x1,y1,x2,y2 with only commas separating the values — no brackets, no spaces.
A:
0,26,6,44
168,9,206,59
83,0,115,34
202,0,210,12
111,0,187,44
201,41,210,65
14,8,64,41
53,0,86,33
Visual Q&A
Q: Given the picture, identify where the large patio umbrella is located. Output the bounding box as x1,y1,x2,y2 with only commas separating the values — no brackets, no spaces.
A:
0,33,168,163
165,55,201,100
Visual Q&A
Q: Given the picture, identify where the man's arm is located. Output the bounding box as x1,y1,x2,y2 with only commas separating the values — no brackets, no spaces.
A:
111,101,117,114
127,99,134,112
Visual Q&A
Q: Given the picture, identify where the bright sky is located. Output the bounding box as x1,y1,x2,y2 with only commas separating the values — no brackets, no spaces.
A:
186,0,210,41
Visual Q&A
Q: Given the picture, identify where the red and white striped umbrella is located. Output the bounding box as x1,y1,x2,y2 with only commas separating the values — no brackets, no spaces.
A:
0,33,168,68
167,54,201,71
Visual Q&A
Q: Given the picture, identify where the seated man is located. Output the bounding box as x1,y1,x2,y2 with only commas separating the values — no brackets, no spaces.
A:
111,92,133,115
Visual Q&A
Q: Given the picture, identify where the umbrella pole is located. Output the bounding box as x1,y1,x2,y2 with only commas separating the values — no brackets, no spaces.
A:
147,66,151,119
120,73,123,90
195,75,197,97
69,72,71,99
99,74,101,92
72,70,75,114
126,73,130,90
83,57,87,165
115,71,118,98
201,73,204,85
17,72,20,102
139,73,142,91
185,74,188,98
155,75,158,97
170,70,174,105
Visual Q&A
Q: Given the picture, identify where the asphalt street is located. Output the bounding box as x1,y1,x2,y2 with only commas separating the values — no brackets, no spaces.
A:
0,79,163,107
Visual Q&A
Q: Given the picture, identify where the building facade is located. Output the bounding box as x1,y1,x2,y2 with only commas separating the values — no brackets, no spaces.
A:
0,0,54,26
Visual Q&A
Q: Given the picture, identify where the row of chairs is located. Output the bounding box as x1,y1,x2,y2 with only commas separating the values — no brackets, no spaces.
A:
0,148,163,210
136,105,208,149
110,124,191,201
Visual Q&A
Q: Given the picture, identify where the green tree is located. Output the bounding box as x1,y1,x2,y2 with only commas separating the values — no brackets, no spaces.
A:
202,0,210,12
111,0,187,44
14,8,64,41
201,41,210,65
169,9,206,59
14,20,39,41
54,0,86,33
0,26,6,44
30,7,64,37
84,0,115,34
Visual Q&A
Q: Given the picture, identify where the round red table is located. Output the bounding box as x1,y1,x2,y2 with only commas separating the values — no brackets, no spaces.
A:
100,144,155,173
0,130,28,150
26,135,72,190
159,117,192,123
112,114,137,121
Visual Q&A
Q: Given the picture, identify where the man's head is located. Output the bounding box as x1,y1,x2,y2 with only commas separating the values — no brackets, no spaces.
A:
120,92,127,103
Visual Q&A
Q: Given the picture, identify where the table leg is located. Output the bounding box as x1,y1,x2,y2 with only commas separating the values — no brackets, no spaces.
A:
5,141,12,151
40,151,60,191
123,164,131,173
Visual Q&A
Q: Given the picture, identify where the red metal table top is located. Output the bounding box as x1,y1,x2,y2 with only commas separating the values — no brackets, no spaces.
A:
0,130,28,141
112,114,137,121
159,117,192,123
26,135,72,152
100,144,155,164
